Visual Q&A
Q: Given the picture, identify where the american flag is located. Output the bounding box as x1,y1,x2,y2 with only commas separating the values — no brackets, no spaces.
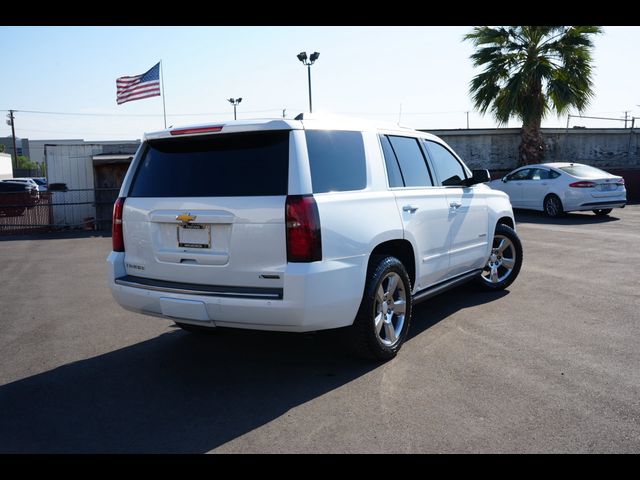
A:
116,62,161,105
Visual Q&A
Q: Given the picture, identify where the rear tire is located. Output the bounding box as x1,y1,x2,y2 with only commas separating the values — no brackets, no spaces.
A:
544,194,564,217
476,224,523,291
593,209,612,216
174,322,220,334
349,255,413,361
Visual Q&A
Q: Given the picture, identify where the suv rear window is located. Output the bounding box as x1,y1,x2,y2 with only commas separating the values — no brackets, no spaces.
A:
129,131,290,197
306,130,366,193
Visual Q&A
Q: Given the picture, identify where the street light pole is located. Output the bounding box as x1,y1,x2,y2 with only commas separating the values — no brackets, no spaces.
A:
297,51,320,113
307,64,312,114
227,97,242,120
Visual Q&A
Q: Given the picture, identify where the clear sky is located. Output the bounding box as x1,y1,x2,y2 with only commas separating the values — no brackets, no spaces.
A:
1,26,638,141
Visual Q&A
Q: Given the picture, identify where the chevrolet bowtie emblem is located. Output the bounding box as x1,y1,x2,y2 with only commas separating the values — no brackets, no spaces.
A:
176,213,197,224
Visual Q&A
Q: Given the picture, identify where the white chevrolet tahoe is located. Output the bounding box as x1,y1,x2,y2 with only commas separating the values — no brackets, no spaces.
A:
108,114,522,360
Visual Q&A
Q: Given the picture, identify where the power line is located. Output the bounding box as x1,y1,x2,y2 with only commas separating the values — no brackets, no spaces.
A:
0,108,301,118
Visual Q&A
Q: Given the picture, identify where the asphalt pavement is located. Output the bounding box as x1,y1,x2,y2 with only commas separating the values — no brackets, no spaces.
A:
0,206,639,453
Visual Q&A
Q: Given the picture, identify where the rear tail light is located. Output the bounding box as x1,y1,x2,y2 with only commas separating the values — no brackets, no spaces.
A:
569,181,596,188
285,195,322,262
112,197,125,252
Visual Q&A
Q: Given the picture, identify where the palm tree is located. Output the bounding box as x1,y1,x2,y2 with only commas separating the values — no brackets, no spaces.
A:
464,26,602,165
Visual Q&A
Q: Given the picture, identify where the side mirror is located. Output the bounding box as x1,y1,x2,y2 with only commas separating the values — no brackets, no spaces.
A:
502,176,508,183
466,169,490,186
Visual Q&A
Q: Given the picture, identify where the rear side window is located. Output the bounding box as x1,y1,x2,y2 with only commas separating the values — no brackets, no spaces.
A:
306,130,366,193
129,131,289,197
380,135,404,187
531,168,550,180
387,136,433,187
423,140,468,186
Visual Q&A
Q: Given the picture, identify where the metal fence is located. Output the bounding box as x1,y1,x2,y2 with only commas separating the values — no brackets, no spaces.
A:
0,188,119,235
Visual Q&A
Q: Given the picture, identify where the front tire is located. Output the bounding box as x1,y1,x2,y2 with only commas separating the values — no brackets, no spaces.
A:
544,194,564,218
593,208,612,216
350,255,413,361
476,224,523,291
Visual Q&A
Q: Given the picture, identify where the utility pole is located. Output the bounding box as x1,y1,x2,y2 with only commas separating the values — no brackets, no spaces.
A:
623,111,630,128
466,111,470,129
6,110,18,170
282,109,286,118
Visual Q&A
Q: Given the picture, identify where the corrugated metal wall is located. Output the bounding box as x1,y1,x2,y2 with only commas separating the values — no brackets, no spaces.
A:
45,144,100,227
44,143,139,228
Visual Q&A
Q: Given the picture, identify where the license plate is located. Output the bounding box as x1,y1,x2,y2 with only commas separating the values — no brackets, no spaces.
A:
599,184,616,191
177,224,211,248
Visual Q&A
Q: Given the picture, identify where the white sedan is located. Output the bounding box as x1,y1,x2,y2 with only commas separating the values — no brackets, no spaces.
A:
488,163,626,217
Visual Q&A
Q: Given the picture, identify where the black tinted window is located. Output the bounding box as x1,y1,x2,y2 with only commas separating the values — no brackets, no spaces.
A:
0,182,28,192
129,131,289,197
379,135,404,187
387,136,433,187
508,169,531,181
549,169,561,179
531,168,550,180
424,141,467,186
306,130,366,193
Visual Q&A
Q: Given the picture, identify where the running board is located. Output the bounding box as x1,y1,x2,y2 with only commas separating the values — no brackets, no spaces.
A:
412,269,482,305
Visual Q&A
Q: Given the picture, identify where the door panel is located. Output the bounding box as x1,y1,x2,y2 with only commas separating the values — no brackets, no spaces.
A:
393,189,451,290
521,168,551,208
445,187,489,275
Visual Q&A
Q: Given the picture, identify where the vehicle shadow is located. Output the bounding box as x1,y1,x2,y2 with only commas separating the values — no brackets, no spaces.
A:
407,284,509,341
0,285,507,453
513,209,621,225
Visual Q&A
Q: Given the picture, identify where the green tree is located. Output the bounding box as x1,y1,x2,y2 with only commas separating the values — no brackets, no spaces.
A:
16,155,45,175
464,26,602,165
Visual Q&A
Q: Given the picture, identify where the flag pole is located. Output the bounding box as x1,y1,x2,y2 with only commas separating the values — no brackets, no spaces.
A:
160,60,167,128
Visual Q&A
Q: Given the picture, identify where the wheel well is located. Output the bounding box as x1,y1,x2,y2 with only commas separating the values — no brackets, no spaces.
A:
370,240,415,288
545,192,560,201
497,216,514,229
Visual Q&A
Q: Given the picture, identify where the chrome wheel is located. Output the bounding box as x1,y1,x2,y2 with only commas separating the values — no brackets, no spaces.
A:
374,272,407,347
481,234,517,285
545,195,562,217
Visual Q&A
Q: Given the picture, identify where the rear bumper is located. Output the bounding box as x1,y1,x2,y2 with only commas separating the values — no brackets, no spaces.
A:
107,251,366,332
563,190,626,212
566,200,627,211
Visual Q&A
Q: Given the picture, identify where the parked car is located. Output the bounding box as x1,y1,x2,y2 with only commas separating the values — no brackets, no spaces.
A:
108,115,523,360
1,177,48,193
0,181,38,216
488,163,626,217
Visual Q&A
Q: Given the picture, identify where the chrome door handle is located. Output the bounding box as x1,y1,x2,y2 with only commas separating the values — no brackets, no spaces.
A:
449,202,462,209
402,205,419,213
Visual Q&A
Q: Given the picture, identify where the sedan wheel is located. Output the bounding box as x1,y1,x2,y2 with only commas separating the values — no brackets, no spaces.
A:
544,194,563,218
